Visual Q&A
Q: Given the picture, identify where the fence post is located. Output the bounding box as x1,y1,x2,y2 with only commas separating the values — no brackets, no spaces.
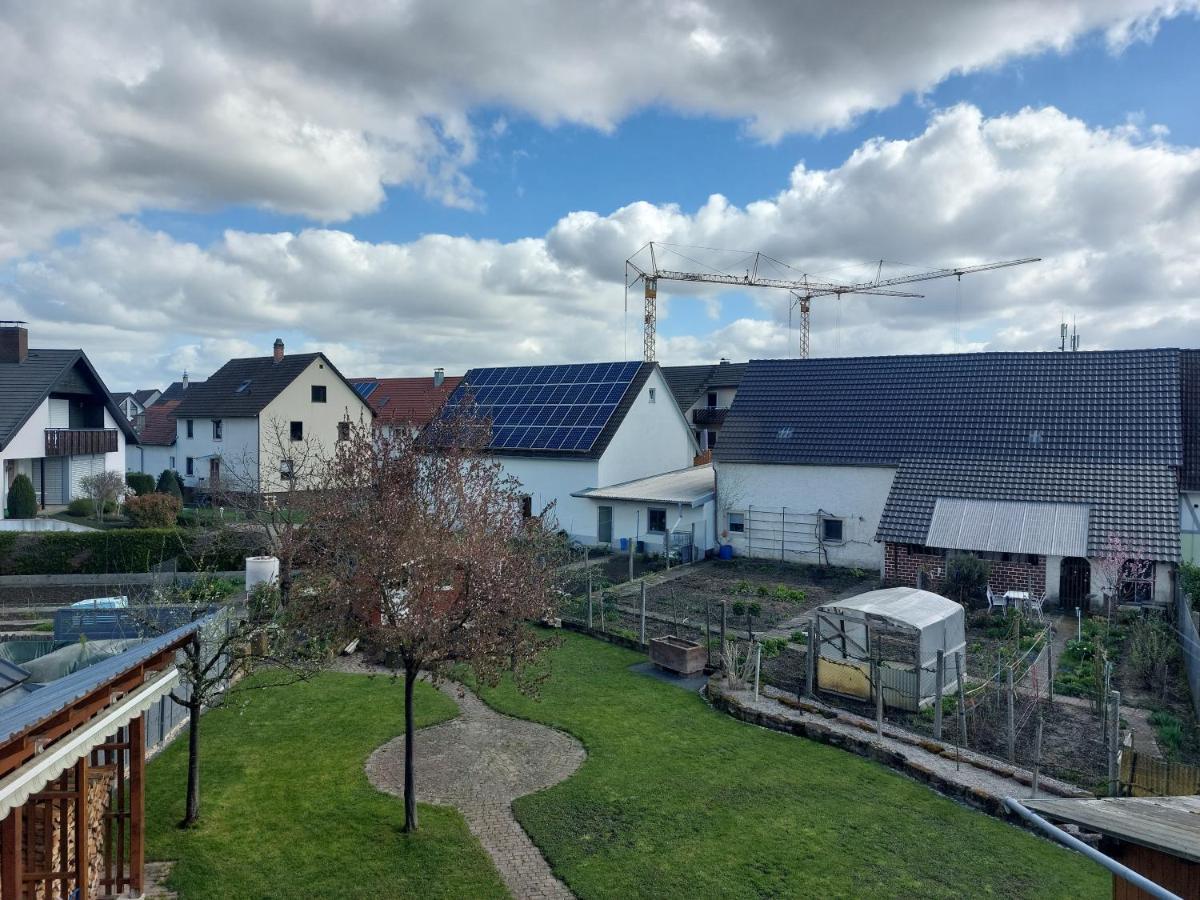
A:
781,506,786,561
1006,666,1016,763
704,601,712,667
587,572,593,630
720,601,728,669
956,651,967,749
753,643,762,701
639,581,647,645
934,649,945,741
664,532,670,569
872,639,883,736
1076,606,1082,640
1047,632,1054,701
1108,689,1121,796
1032,716,1043,798
629,533,635,582
806,623,816,697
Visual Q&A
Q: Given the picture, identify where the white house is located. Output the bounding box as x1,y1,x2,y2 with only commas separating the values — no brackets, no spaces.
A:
112,388,161,431
171,339,372,495
439,361,699,544
662,360,746,452
717,351,1185,609
0,324,137,519
125,399,180,479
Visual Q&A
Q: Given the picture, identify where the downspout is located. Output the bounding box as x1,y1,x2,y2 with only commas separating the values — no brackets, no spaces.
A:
1003,798,1182,900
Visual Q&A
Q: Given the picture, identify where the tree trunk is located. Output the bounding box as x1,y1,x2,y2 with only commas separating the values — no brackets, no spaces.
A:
181,701,202,828
403,666,418,832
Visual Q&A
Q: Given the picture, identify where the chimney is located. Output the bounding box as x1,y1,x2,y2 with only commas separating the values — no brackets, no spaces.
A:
433,367,445,387
273,338,285,363
0,322,29,364
719,357,730,365
182,370,189,390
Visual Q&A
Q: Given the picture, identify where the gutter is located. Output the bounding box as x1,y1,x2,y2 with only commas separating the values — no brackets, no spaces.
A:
1003,798,1182,900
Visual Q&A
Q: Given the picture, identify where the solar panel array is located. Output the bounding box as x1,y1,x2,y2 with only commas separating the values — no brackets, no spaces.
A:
452,361,641,452
353,381,379,399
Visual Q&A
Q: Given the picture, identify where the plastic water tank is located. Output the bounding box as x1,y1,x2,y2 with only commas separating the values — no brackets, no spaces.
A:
245,555,280,592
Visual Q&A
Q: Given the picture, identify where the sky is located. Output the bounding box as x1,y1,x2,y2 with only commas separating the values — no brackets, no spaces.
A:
1,1,1199,391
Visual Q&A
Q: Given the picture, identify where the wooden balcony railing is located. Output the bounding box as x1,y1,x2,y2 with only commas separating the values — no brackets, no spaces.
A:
45,428,118,456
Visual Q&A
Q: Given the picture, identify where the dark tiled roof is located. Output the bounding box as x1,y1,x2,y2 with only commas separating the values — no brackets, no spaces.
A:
112,391,132,405
662,362,747,413
132,388,160,405
157,381,195,403
717,350,1182,467
443,362,654,459
349,375,462,426
0,349,137,449
138,400,180,446
876,457,1180,561
173,353,364,418
1182,350,1200,492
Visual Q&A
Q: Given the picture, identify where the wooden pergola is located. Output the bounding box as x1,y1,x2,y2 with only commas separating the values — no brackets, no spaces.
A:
0,623,198,899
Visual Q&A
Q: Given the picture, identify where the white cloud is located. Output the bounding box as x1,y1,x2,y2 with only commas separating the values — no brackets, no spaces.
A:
5,103,1200,389
0,1,1196,258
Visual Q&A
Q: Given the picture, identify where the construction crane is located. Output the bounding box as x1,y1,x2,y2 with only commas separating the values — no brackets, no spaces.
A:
625,242,1041,360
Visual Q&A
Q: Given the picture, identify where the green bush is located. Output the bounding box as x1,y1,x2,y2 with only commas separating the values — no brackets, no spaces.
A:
6,474,37,518
1127,615,1178,699
67,498,94,518
942,555,991,608
125,493,183,528
0,527,265,575
1148,710,1185,757
126,472,156,496
1182,561,1200,611
156,469,183,500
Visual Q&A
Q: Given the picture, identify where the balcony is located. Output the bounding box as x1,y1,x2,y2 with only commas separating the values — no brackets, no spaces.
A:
45,428,118,456
692,407,728,427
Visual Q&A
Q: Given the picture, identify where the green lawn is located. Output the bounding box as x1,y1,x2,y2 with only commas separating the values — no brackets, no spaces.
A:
145,673,507,900
476,632,1108,900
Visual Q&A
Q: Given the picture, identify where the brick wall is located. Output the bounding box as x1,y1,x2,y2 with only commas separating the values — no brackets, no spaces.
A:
884,543,1046,595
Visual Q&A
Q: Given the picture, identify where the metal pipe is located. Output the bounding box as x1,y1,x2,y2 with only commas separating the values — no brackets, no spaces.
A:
1003,799,1182,900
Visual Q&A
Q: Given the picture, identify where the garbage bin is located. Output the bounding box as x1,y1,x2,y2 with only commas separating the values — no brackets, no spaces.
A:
619,538,629,552
718,544,734,561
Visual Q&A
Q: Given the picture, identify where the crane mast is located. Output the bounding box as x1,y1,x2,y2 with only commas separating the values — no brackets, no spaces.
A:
625,243,1040,361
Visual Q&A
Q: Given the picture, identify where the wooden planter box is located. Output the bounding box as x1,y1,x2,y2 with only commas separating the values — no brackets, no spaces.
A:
649,635,706,675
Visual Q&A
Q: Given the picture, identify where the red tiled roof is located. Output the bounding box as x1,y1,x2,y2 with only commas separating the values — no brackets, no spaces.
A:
138,399,180,445
349,376,462,426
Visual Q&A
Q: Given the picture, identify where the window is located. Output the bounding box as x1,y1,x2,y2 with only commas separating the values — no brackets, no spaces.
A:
647,507,667,533
290,421,303,441
185,457,194,476
821,518,844,542
707,392,718,408
1118,559,1155,604
311,385,327,403
648,387,656,404
727,512,745,533
169,456,175,470
520,495,533,519
708,430,717,448
212,419,223,440
280,458,294,480
186,419,193,438
337,421,350,441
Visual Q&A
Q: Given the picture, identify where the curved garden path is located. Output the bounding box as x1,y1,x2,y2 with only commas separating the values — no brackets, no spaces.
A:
363,674,586,899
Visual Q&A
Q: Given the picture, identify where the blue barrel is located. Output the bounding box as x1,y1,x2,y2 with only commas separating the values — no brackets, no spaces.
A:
619,538,629,551
718,544,734,561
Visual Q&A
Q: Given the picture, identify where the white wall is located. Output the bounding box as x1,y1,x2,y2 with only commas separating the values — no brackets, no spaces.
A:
126,443,176,478
589,498,714,555
598,368,697,486
717,462,898,570
176,416,258,489
497,456,599,541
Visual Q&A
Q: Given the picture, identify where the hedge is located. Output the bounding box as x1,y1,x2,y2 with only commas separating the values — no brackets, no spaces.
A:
0,528,266,576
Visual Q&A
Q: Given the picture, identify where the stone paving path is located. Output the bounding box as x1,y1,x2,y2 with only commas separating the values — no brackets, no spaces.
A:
365,677,586,900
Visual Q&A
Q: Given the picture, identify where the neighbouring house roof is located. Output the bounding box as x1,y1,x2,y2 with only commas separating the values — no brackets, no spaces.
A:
157,380,196,404
349,375,463,426
173,353,367,419
0,348,137,450
924,497,1091,558
1024,796,1200,864
132,388,160,406
573,463,715,507
718,350,1186,562
439,361,654,459
137,399,181,446
1183,349,1200,492
661,361,747,414
112,391,132,405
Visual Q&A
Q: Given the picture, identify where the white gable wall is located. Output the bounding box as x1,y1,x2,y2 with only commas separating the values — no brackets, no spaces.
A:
717,462,898,571
176,416,258,490
497,456,600,541
598,368,697,486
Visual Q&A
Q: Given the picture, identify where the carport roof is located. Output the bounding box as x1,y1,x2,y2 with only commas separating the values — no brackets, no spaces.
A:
925,498,1090,558
572,463,715,507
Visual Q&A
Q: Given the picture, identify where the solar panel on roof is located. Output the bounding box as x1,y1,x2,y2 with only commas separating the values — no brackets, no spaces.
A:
354,381,380,399
444,361,641,453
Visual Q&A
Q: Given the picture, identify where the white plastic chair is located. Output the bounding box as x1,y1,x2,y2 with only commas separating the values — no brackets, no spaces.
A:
986,586,1006,615
1026,592,1046,622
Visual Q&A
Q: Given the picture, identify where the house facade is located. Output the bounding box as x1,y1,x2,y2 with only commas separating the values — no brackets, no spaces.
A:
439,361,698,544
0,324,136,519
716,351,1185,609
662,360,746,452
172,339,371,495
125,399,180,478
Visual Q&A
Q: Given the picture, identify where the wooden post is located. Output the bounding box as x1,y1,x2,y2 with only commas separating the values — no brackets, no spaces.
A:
639,581,647,645
1108,689,1121,796
628,532,635,582
129,714,146,894
2,803,23,900
956,651,967,748
753,643,762,700
1047,632,1054,702
806,623,816,697
720,601,727,665
586,572,593,630
76,754,89,900
1076,606,1082,640
934,649,945,741
1032,716,1043,799
780,506,786,561
1006,666,1016,763
704,601,712,666
872,639,883,736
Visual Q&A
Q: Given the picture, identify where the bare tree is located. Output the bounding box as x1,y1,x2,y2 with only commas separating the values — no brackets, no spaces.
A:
79,469,126,522
1093,532,1151,619
302,415,564,832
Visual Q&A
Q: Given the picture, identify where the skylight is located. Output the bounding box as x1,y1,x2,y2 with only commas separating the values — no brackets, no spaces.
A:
236,379,252,394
